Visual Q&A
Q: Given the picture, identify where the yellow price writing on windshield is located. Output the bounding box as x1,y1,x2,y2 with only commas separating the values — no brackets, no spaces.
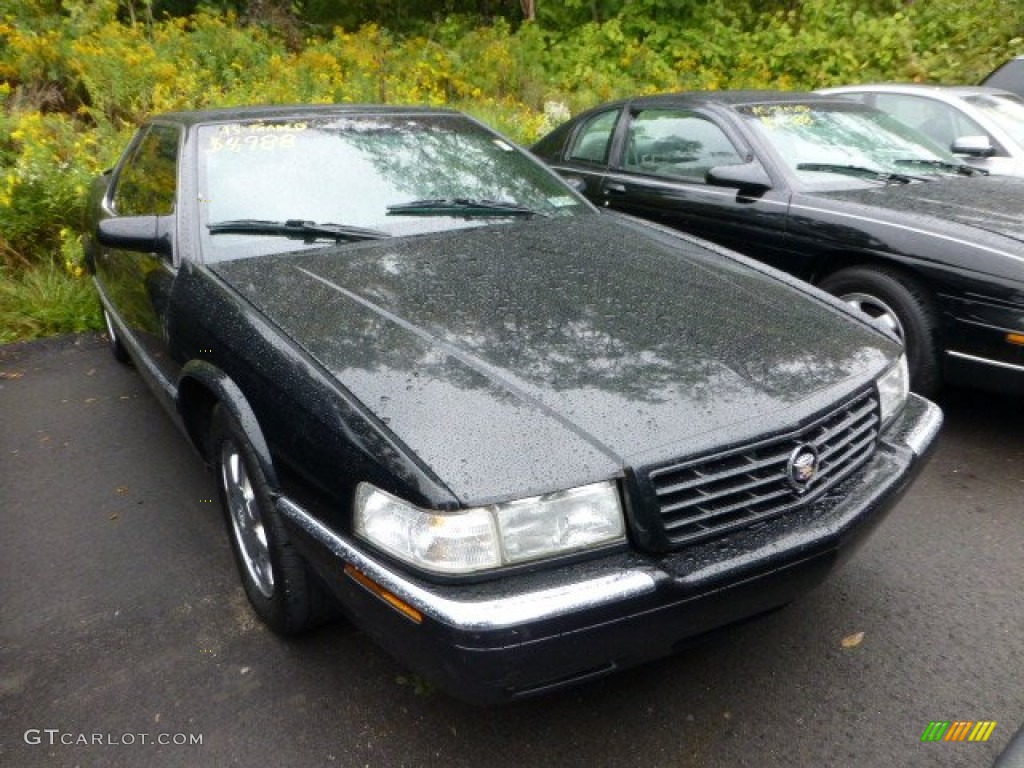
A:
750,104,815,129
206,133,297,153
205,122,307,153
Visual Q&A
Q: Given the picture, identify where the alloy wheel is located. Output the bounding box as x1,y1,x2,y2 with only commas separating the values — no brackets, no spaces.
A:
839,291,905,342
220,440,275,598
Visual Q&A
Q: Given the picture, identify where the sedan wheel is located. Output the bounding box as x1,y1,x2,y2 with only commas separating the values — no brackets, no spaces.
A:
835,292,905,341
220,439,275,599
818,266,940,397
208,404,339,635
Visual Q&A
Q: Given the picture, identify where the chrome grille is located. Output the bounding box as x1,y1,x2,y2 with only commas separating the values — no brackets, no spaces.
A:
648,389,880,547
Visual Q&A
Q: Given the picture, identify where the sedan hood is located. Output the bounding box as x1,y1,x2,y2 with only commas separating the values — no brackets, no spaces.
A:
212,215,896,504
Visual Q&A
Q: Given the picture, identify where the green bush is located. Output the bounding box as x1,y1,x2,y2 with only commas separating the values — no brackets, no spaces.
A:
1,0,1022,339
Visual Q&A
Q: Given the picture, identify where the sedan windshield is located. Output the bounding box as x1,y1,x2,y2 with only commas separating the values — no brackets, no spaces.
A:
964,92,1024,147
737,102,970,189
197,114,588,261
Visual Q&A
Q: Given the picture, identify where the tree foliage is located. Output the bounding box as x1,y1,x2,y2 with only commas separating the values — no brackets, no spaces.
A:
1,0,1022,278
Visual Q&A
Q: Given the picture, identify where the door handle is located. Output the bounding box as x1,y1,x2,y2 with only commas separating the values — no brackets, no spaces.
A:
605,182,627,195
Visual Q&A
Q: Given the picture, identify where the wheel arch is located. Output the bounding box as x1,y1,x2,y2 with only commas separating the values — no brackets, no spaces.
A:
808,250,928,288
176,360,279,489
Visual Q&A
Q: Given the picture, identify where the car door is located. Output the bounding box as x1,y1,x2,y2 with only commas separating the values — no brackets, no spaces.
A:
545,107,621,200
592,107,794,262
94,124,181,394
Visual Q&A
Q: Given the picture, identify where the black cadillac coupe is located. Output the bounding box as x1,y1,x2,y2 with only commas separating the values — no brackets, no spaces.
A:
85,104,941,704
533,91,1024,397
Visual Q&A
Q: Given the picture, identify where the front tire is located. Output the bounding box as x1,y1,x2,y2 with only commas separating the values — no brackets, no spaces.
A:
818,266,940,396
209,404,337,635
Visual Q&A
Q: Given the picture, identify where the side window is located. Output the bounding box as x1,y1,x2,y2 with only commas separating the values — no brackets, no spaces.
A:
623,109,743,180
568,109,620,165
112,125,179,216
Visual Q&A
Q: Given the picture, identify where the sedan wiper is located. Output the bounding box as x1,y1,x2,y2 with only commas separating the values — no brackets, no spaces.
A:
386,198,548,217
894,158,986,176
207,219,389,241
795,163,917,184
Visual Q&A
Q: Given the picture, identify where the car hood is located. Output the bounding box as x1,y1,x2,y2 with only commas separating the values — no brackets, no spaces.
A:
816,176,1024,276
212,215,896,505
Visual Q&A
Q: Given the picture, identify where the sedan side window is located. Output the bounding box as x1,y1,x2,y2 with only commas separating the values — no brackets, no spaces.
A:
874,94,989,152
568,109,620,165
112,125,179,217
624,110,742,180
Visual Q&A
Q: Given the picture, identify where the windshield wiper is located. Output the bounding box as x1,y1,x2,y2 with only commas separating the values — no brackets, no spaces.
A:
795,163,917,184
386,198,548,217
894,158,986,176
207,219,389,241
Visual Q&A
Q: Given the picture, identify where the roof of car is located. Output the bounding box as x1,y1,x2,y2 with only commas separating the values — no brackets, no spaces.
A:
146,103,460,127
630,90,837,107
821,83,1019,99
566,91,850,119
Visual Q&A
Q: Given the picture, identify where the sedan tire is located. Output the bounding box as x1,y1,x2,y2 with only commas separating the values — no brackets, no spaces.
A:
209,404,338,635
818,266,940,396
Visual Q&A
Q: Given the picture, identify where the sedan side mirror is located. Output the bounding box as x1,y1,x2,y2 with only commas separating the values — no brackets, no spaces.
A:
97,215,174,258
706,162,773,194
951,135,996,157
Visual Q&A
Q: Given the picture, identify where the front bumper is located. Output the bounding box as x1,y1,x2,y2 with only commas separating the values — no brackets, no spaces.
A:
280,394,942,705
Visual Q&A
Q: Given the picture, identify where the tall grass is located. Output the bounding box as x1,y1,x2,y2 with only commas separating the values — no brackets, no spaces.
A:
0,263,102,343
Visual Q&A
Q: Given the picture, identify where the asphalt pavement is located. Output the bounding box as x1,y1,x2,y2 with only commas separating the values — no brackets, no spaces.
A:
1,333,1021,768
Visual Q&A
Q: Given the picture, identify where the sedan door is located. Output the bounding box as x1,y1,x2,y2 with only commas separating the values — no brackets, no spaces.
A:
93,124,182,398
591,107,795,268
542,107,620,199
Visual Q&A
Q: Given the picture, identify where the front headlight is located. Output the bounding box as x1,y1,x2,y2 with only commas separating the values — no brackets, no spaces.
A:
354,481,626,575
877,353,910,427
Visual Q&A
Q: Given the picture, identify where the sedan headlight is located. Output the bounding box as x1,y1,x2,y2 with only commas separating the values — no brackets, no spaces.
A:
877,353,909,427
354,481,626,575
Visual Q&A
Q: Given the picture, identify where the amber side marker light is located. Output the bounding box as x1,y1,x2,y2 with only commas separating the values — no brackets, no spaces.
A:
1007,333,1024,346
344,564,423,624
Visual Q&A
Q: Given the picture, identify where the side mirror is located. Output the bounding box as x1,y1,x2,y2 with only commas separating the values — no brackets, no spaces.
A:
706,162,773,194
97,215,173,258
951,135,995,157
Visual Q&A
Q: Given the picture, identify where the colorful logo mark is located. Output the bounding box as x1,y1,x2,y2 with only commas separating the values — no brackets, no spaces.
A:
921,721,997,743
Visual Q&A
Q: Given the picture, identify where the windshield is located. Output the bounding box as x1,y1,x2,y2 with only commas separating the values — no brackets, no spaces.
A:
197,114,589,261
737,102,965,189
964,92,1024,148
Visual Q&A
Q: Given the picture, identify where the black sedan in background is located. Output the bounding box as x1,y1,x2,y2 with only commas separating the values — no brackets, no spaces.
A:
86,104,940,704
534,91,1024,396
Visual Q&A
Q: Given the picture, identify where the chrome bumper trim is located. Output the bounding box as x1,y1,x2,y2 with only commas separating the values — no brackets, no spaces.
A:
893,394,944,458
276,497,657,631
